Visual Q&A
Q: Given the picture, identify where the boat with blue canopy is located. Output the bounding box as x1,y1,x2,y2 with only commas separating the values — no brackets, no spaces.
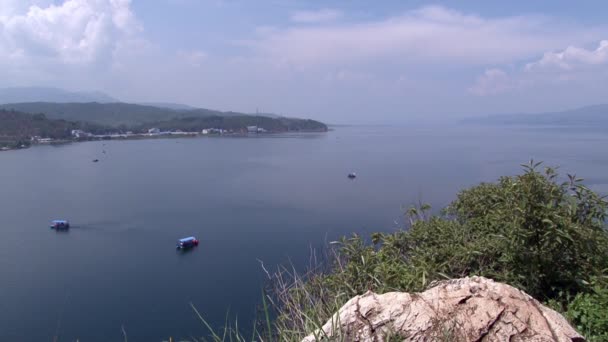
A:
176,236,199,249
50,220,70,229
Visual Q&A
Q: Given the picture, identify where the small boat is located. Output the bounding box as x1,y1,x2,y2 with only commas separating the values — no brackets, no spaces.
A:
50,220,70,229
176,236,199,249
93,159,99,163
348,172,357,179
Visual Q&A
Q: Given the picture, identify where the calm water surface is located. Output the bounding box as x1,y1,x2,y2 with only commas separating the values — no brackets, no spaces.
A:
1,125,607,341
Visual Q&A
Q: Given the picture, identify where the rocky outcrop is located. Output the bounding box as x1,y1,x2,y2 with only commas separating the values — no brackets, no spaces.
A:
302,276,584,342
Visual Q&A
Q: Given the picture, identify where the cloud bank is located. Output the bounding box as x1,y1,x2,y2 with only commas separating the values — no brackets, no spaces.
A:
526,40,608,71
471,40,608,96
244,6,604,68
1,1,607,121
0,0,140,70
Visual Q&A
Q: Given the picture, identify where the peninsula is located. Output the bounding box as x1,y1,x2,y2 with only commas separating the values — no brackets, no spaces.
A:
0,103,328,150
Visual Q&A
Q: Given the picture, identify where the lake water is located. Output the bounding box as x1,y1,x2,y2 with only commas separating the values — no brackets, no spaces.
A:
1,125,607,341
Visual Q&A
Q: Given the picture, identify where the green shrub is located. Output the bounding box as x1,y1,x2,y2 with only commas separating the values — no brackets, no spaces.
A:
269,162,608,339
194,162,608,340
562,275,608,342
446,162,608,299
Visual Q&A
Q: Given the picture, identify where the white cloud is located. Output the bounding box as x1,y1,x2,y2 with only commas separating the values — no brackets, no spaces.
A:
242,6,606,69
290,9,342,23
525,40,608,71
470,39,608,96
0,0,51,17
177,50,207,67
0,0,141,66
469,68,516,96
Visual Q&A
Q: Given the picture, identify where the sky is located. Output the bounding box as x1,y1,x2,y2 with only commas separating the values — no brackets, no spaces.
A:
0,0,607,123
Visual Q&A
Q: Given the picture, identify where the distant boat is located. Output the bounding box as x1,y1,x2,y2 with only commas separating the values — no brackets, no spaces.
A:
50,220,70,230
348,172,357,179
176,236,199,250
93,159,99,162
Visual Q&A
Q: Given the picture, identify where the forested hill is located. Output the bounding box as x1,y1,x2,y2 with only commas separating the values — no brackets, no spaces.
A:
0,109,327,149
134,116,328,133
0,102,241,127
0,110,111,148
0,102,326,131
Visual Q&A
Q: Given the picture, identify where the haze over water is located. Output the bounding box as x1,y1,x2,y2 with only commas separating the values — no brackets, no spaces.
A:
1,125,607,341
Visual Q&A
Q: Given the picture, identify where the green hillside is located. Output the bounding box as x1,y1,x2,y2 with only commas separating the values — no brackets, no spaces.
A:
0,102,247,127
0,102,327,149
0,109,111,148
136,115,328,133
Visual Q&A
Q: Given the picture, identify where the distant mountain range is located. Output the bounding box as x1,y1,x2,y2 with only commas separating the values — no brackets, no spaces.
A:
137,102,197,110
0,87,117,104
463,104,608,127
0,87,286,120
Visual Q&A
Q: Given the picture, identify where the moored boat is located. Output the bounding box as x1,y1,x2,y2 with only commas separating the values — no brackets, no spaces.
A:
50,220,70,229
176,236,199,249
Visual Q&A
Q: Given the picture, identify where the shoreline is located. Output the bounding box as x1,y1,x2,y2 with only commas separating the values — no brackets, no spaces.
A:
0,129,329,152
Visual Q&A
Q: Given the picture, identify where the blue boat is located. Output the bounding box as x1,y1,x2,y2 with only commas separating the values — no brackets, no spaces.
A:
50,220,70,229
176,236,199,249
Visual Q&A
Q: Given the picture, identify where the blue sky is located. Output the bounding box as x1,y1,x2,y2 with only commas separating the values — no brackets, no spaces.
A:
1,0,607,123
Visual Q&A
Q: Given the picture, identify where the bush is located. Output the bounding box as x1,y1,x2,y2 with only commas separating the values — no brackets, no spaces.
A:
446,162,608,299
566,282,608,342
268,162,608,340
194,162,608,340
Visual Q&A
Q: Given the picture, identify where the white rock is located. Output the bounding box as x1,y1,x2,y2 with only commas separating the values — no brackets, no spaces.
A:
302,276,584,342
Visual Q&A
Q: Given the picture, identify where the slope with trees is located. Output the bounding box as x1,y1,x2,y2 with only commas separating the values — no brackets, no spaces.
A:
0,109,112,148
135,115,327,133
0,102,320,128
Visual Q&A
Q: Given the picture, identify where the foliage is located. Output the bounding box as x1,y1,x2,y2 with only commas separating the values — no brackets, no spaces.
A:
564,277,608,342
265,162,608,340
445,162,608,299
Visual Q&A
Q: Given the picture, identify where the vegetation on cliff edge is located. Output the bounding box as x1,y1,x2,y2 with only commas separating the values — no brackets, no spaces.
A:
196,161,608,341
